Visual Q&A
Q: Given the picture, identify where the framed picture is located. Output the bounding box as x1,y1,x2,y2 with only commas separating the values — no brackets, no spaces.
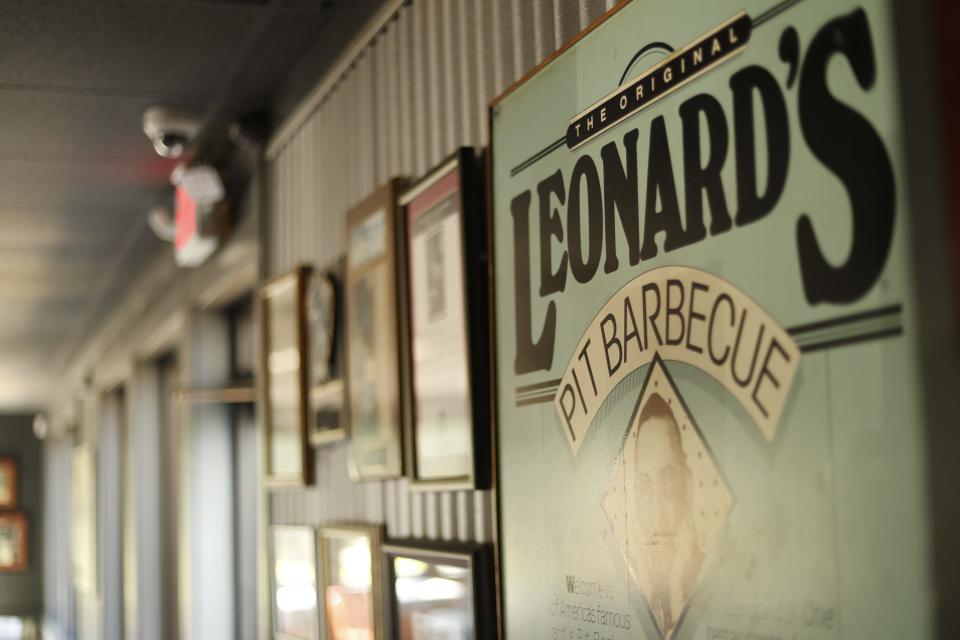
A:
0,512,27,573
271,526,320,640
399,149,490,489
319,524,384,640
261,265,312,486
383,541,495,640
345,179,406,480
307,261,348,447
0,457,16,509
310,380,346,447
72,444,97,593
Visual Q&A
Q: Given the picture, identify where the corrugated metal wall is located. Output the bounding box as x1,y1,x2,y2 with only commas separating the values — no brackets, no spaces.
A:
266,0,615,542
43,437,73,640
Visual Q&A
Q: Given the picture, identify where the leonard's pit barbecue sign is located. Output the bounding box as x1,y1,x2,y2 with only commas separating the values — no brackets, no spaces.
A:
491,1,946,639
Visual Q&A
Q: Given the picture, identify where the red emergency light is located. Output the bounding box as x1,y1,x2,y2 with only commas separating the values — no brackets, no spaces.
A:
173,166,226,267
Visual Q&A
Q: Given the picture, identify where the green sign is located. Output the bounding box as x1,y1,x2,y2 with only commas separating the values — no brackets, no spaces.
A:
491,0,934,638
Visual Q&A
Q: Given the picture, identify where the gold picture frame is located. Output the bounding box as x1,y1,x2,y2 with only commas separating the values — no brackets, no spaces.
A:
270,525,320,640
0,457,17,509
318,524,384,640
344,179,407,480
260,264,312,487
0,511,27,573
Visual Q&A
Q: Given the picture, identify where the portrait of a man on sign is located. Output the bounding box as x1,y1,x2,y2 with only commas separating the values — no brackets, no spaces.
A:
604,360,732,639
628,393,704,637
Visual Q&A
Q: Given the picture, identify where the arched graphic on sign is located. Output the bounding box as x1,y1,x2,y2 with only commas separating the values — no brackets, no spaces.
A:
619,42,676,85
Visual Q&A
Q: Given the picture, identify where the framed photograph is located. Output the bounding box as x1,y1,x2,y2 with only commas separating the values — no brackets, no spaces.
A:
308,269,339,385
319,524,384,640
260,265,312,486
383,541,495,640
307,261,348,447
271,526,320,640
399,149,490,489
345,179,406,480
310,380,346,447
0,457,17,509
0,512,27,573
72,444,97,593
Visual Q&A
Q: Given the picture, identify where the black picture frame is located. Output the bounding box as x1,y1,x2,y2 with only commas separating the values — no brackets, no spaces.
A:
382,540,496,640
398,148,491,490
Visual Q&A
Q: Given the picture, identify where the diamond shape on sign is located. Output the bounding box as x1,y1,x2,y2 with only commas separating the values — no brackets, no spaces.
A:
603,355,732,639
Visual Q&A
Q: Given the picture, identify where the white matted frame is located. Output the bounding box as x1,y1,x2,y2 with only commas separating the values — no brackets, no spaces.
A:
270,525,321,640
318,523,385,640
398,148,491,491
260,265,313,487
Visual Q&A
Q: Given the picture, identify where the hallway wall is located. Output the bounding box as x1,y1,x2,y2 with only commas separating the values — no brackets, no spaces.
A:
41,163,262,640
0,414,43,617
266,0,615,541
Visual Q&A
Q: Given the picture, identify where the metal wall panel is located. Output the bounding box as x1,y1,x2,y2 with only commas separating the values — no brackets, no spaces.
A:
266,0,610,544
98,391,124,640
43,436,74,640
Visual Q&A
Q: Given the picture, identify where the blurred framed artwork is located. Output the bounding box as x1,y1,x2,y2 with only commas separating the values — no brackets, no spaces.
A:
319,524,384,640
383,541,495,640
0,457,16,509
261,265,312,486
345,179,406,480
307,260,348,447
399,149,490,489
271,525,320,640
72,444,97,593
0,512,27,573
